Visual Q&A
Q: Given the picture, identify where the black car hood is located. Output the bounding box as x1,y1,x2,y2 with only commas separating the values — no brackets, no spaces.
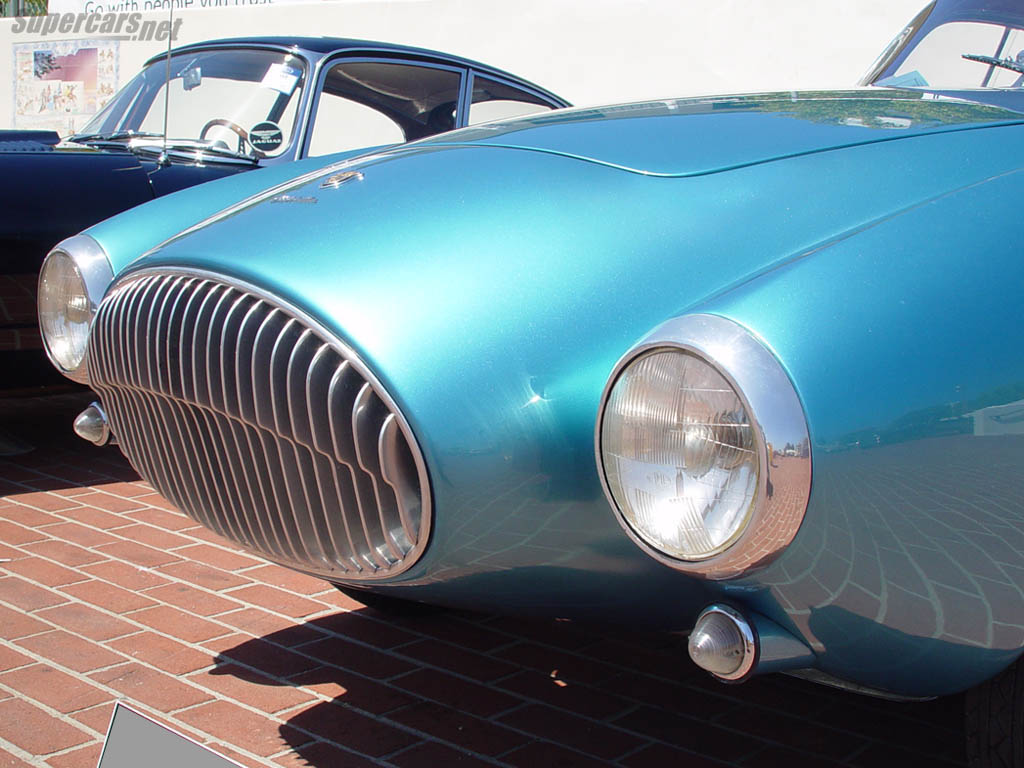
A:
420,89,1024,177
0,143,154,273
0,129,60,152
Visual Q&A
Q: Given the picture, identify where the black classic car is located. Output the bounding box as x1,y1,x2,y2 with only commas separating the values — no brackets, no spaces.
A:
0,36,567,392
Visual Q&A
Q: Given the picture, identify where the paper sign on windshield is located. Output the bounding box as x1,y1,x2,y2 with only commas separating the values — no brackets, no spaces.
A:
260,62,301,95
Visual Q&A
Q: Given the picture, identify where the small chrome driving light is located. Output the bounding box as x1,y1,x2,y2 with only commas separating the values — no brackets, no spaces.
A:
73,402,113,447
688,605,755,681
596,314,811,580
38,235,113,384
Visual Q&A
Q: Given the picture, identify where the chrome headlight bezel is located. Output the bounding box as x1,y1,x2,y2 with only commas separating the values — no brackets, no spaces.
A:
595,313,812,580
38,234,113,384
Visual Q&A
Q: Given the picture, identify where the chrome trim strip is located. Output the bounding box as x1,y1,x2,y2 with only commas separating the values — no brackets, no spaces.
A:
595,313,812,580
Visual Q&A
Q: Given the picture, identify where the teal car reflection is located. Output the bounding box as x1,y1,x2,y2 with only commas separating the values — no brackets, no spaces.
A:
36,2,1024,764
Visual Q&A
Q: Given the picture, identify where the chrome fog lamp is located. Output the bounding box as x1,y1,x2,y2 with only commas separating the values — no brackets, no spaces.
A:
688,605,756,680
38,235,113,384
597,314,811,580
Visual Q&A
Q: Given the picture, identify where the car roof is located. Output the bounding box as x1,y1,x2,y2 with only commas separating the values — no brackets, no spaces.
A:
145,37,570,106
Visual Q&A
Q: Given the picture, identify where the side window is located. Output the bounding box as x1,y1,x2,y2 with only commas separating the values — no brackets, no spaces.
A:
307,60,463,157
468,75,553,125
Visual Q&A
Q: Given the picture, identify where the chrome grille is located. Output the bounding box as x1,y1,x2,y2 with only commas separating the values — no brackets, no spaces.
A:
87,271,430,579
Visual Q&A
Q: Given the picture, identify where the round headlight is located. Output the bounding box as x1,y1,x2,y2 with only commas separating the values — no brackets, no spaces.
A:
38,235,113,384
601,348,758,560
597,314,811,579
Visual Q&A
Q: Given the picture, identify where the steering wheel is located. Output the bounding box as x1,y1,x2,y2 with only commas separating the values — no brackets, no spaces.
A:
199,118,265,158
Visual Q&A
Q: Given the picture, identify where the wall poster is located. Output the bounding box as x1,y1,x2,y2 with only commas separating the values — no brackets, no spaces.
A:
13,39,119,135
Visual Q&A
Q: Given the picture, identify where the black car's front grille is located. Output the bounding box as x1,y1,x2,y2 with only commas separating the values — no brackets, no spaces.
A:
88,271,430,579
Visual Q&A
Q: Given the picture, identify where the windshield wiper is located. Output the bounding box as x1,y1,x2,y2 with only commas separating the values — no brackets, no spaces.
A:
962,53,1024,76
130,140,259,165
70,129,164,143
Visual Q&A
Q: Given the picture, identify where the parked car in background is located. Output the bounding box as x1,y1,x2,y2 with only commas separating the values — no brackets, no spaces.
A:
37,1,1024,765
0,36,567,392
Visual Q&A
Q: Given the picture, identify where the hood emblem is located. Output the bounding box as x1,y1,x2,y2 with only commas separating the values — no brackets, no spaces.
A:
320,170,364,189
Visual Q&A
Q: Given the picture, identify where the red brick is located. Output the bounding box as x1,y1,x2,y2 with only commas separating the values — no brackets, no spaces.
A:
22,541,106,568
389,701,527,756
313,611,419,650
273,740,380,768
301,636,414,680
132,493,180,512
176,700,290,757
175,543,262,571
0,604,49,640
619,744,732,768
0,699,91,754
209,637,319,679
500,705,643,760
105,632,212,675
242,565,331,596
125,507,199,532
89,663,212,713
94,540,180,568
17,630,125,673
1,664,110,714
286,699,419,757
70,492,144,513
37,603,137,641
0,520,45,545
190,664,315,714
391,741,501,768
63,506,131,531
225,585,326,619
44,742,104,768
207,744,268,768
495,642,621,685
5,492,82,512
114,523,195,550
286,667,417,715
392,668,520,717
93,482,153,499
0,542,21,561
44,522,119,549
0,503,60,528
396,614,509,652
216,608,324,646
0,749,32,768
0,556,86,588
503,742,621,768
498,670,631,720
0,576,68,612
399,639,518,683
129,605,228,643
144,582,243,617
81,560,170,591
61,580,157,614
71,702,115,735
0,646,32,672
156,560,249,591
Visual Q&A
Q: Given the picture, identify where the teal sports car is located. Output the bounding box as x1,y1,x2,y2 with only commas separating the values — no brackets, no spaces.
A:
36,1,1024,764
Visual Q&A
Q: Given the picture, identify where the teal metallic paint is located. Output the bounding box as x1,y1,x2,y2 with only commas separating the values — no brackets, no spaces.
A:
81,91,1024,697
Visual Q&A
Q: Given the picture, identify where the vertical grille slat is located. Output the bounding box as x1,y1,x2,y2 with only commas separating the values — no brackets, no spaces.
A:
88,271,432,580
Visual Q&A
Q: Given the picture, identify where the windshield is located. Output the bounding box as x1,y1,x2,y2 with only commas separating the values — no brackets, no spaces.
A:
77,47,306,159
865,0,1024,107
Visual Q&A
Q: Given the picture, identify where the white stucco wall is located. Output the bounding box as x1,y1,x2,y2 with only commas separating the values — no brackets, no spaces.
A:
0,0,926,132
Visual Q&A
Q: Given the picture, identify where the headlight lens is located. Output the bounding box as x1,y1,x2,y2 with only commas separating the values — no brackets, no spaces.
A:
600,348,759,560
38,236,112,383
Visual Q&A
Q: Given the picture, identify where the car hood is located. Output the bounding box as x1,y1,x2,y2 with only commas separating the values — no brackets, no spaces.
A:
417,88,1024,176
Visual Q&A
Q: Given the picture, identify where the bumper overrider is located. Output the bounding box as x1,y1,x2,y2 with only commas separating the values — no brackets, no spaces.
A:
39,238,820,686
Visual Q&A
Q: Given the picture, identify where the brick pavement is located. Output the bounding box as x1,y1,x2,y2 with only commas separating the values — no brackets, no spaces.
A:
0,394,967,767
